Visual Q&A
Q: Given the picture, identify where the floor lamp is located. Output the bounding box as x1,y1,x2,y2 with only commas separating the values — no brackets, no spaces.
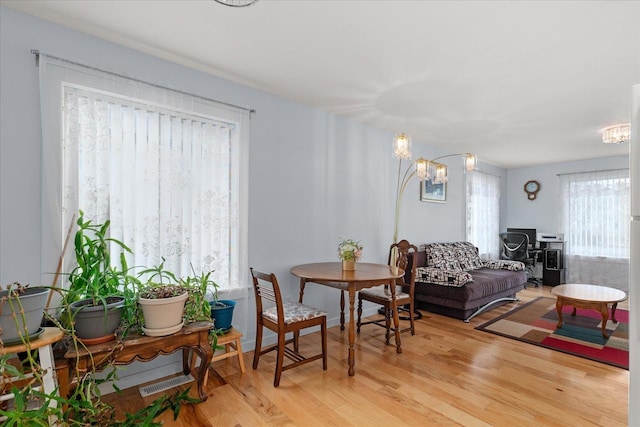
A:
388,133,478,319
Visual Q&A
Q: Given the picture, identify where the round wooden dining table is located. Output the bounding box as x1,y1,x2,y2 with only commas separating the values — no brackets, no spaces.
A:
290,262,404,376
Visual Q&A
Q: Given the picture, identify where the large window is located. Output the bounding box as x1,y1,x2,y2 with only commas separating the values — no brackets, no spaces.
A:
560,169,630,258
559,169,629,291
466,171,500,259
40,56,249,294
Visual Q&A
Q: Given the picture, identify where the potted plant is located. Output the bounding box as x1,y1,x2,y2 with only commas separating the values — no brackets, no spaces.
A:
338,237,363,271
206,273,236,333
136,262,213,336
0,282,49,345
179,267,219,327
136,261,188,336
63,211,132,344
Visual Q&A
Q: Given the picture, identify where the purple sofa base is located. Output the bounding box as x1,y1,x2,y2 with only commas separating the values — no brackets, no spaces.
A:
414,268,527,322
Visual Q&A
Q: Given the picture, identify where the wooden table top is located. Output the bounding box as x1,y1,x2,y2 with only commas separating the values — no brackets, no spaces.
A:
550,284,628,303
290,262,404,283
0,327,65,354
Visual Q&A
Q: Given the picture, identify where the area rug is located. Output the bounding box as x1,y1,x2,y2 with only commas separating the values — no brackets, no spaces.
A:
476,297,629,369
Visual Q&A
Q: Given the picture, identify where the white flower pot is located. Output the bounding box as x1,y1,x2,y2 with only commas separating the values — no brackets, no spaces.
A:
138,291,188,336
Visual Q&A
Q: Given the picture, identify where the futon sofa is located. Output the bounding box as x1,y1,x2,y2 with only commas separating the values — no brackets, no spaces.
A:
407,242,527,322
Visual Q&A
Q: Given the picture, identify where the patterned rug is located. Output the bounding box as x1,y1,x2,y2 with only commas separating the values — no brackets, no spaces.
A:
476,296,629,369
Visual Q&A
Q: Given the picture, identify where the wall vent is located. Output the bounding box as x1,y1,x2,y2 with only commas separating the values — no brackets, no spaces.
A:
138,374,194,397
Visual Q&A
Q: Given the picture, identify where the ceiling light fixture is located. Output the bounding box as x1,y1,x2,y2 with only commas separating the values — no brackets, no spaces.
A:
601,123,630,144
214,0,259,7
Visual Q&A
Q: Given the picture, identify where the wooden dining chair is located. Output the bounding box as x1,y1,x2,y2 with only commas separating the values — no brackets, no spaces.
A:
356,240,418,344
250,268,327,387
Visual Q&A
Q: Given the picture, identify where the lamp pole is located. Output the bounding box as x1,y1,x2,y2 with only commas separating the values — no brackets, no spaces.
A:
392,158,423,244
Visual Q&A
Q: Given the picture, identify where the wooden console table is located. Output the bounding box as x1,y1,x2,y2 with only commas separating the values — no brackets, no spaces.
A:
61,321,213,401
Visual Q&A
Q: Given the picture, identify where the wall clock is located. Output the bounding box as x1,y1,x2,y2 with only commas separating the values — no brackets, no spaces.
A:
524,180,540,200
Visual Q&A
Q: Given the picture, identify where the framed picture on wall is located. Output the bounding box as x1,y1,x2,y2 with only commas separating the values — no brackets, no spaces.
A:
420,179,447,203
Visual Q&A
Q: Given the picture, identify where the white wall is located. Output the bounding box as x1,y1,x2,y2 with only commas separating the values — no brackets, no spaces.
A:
505,155,629,233
0,7,486,388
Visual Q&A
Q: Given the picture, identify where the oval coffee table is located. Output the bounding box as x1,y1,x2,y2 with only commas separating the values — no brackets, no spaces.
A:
550,284,628,338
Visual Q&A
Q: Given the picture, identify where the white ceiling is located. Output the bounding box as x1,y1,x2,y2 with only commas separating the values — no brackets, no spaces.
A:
3,0,639,168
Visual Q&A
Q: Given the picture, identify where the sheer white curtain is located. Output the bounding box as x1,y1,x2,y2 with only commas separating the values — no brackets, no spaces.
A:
39,56,249,297
466,171,500,259
559,169,630,291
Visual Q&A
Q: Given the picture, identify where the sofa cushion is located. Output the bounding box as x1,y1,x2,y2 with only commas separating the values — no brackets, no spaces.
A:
416,266,473,287
482,259,525,271
422,243,463,271
420,242,483,271
451,242,484,271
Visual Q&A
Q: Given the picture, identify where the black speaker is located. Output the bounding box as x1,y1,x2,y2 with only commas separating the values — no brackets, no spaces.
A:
544,249,562,270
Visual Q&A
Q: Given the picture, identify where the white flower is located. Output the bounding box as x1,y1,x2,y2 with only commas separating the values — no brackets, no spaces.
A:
338,238,363,261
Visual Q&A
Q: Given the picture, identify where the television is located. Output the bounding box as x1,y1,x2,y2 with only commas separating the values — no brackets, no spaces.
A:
506,228,537,248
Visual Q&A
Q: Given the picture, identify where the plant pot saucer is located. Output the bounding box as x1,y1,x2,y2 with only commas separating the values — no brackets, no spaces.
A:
1,327,45,346
142,321,184,337
79,333,116,346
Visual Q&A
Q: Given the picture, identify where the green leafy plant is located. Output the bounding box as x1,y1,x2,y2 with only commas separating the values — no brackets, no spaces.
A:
0,288,201,426
0,211,218,424
133,261,216,332
180,266,218,321
64,211,133,306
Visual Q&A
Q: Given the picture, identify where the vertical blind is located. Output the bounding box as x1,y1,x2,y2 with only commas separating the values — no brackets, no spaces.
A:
39,55,249,297
63,85,237,284
466,171,500,259
560,169,630,258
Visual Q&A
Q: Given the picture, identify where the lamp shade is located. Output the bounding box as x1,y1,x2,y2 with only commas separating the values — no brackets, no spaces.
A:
434,163,447,184
464,153,478,171
415,158,429,180
393,133,412,159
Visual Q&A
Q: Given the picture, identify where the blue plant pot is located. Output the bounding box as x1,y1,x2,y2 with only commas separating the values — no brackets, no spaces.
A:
210,299,236,333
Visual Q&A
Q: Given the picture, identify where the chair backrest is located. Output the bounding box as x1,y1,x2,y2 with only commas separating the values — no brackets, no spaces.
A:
388,240,419,291
250,268,284,323
499,232,530,262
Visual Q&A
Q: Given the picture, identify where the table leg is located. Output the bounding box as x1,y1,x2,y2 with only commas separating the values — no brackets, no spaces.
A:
611,302,619,323
182,348,191,376
389,283,402,354
191,336,213,401
555,297,564,329
348,287,356,376
340,291,346,331
296,278,307,346
599,303,610,339
297,278,306,303
39,344,58,425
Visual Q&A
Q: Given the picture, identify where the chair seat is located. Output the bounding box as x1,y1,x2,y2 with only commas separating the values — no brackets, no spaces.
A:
359,285,408,301
263,302,326,324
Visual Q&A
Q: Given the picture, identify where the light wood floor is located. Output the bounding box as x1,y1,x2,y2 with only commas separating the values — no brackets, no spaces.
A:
104,286,629,426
